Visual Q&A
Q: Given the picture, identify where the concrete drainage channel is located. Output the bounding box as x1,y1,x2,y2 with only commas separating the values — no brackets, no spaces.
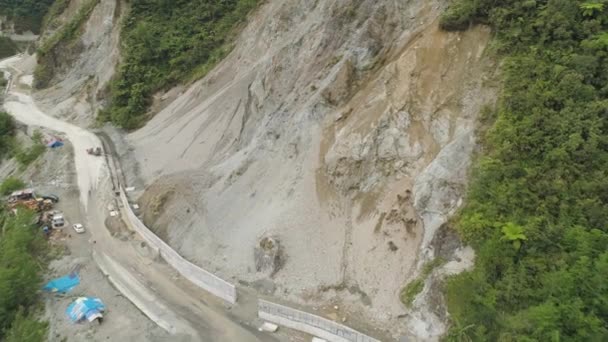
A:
100,132,381,341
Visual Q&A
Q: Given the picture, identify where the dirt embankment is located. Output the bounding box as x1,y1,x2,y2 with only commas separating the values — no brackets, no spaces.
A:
125,0,497,340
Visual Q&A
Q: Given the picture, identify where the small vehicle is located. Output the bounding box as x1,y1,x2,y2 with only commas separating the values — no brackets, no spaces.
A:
42,194,59,203
72,223,85,234
86,147,102,156
52,214,65,228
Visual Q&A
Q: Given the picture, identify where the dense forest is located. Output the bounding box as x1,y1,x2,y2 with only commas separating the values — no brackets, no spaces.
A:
0,0,54,33
0,210,49,341
102,0,259,129
441,0,608,340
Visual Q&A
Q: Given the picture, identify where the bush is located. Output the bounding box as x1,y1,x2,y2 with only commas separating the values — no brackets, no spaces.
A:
0,177,25,195
0,111,15,159
0,36,17,59
0,0,55,34
15,144,45,168
399,258,445,307
439,0,481,31
4,310,48,342
0,209,48,337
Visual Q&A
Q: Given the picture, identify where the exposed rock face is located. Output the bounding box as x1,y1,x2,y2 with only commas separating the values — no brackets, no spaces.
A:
127,1,496,339
29,0,497,340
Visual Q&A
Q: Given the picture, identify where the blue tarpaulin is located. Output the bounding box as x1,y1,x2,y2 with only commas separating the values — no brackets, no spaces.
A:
47,140,64,148
66,297,105,323
43,273,80,293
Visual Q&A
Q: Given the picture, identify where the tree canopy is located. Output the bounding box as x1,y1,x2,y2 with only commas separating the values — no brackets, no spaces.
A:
0,0,55,33
442,0,608,340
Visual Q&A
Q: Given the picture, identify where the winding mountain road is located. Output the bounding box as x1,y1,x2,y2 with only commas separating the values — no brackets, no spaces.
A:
0,55,279,342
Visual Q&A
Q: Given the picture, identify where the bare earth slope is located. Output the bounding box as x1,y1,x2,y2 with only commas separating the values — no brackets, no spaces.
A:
128,0,496,339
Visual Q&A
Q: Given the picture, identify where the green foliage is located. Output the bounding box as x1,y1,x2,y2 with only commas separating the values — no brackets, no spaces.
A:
400,278,424,307
0,209,47,337
38,0,100,57
4,310,48,342
580,2,605,17
105,0,260,129
0,36,17,59
0,0,55,34
0,177,25,195
443,0,608,340
0,111,15,160
501,222,527,249
14,133,44,169
439,0,483,31
400,258,445,306
42,0,70,30
34,0,100,89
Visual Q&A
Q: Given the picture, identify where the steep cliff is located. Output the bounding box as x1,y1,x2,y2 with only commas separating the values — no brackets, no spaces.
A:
128,0,496,339
28,0,497,340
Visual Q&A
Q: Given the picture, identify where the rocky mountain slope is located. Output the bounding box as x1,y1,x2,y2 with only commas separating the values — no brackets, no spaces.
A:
31,0,497,340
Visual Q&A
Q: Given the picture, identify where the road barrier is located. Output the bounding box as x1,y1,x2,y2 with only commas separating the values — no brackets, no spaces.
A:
119,188,237,304
258,299,381,342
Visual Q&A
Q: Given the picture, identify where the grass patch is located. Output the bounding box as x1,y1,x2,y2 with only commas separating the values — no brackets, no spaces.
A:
400,258,446,307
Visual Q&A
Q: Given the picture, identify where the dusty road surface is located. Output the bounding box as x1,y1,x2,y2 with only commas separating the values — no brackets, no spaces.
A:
0,55,294,342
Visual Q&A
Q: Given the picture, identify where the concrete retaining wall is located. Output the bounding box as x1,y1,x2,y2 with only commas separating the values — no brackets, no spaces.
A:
119,188,237,304
258,300,380,342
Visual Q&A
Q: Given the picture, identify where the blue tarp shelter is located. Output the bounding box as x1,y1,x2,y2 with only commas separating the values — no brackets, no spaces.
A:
66,297,105,323
47,140,64,148
43,273,80,293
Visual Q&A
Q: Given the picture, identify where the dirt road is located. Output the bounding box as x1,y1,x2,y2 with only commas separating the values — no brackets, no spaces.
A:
0,55,288,342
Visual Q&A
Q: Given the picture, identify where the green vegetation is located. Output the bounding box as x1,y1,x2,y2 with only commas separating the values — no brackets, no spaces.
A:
4,310,49,342
0,0,55,34
400,258,445,306
0,209,48,341
0,111,15,159
14,131,45,168
42,0,70,30
0,112,45,167
0,177,25,195
38,0,99,56
0,36,17,59
441,0,608,340
102,0,259,129
34,0,100,89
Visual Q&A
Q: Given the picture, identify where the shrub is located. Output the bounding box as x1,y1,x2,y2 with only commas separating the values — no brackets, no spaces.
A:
439,0,481,31
0,0,55,34
0,177,25,195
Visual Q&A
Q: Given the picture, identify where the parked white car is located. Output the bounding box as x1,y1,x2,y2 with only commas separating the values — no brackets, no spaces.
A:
72,223,85,234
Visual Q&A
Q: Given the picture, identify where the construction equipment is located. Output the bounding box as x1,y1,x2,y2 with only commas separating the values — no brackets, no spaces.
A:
7,196,54,213
86,147,102,156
